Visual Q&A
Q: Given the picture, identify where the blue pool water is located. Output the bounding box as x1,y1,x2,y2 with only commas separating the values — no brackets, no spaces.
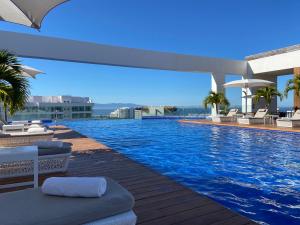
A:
62,119,300,225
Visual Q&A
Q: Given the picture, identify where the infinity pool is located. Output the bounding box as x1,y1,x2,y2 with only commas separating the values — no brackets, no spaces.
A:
62,119,300,225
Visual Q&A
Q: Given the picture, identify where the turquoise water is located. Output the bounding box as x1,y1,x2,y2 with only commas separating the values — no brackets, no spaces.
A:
62,119,300,225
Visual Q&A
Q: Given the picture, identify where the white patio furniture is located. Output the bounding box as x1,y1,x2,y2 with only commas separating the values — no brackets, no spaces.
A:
238,108,268,125
212,108,239,122
2,124,25,133
34,141,72,174
0,177,137,225
0,141,71,178
264,114,280,125
0,146,38,189
0,130,54,147
11,120,43,127
11,120,30,126
277,109,300,128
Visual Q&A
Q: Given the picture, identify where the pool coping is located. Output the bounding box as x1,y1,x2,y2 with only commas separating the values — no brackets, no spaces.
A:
179,119,300,134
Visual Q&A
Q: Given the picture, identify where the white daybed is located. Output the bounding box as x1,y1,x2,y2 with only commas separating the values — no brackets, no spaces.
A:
238,109,268,125
0,178,137,225
212,108,239,122
2,124,25,133
0,129,54,147
277,109,300,128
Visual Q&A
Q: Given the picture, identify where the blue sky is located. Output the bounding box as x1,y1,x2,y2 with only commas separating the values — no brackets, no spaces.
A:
0,0,299,106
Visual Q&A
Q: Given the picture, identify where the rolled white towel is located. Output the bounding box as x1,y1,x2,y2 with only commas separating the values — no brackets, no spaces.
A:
28,127,46,133
42,177,107,198
34,141,63,148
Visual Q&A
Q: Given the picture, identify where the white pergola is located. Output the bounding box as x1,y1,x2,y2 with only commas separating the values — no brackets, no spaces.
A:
0,30,299,114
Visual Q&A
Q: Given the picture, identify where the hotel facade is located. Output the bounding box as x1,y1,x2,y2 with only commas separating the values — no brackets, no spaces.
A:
1,95,94,121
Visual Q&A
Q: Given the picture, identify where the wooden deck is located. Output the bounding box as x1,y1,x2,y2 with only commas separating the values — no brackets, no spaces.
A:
0,126,257,225
179,119,300,133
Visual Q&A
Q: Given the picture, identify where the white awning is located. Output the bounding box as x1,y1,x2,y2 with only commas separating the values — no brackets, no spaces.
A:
20,65,44,78
0,0,69,29
224,79,274,88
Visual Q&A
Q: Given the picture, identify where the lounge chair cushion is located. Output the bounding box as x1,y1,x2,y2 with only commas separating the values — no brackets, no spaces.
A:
28,127,47,133
35,141,64,149
38,143,72,156
0,178,135,225
31,120,42,124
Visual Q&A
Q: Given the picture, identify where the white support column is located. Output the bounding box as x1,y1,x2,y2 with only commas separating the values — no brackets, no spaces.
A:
211,73,225,116
241,74,253,114
242,86,253,113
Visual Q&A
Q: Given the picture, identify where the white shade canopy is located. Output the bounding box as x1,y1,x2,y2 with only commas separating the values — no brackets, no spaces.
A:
224,79,274,114
224,79,274,88
0,0,69,29
20,65,44,78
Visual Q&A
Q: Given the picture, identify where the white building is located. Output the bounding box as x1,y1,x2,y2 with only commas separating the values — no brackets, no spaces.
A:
110,107,134,119
4,95,94,121
136,106,165,118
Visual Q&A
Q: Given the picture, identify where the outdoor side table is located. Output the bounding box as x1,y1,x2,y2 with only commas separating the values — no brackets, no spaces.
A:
0,146,38,189
265,115,279,125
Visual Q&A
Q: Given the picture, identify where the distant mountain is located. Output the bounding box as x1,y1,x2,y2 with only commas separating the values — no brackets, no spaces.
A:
93,103,142,110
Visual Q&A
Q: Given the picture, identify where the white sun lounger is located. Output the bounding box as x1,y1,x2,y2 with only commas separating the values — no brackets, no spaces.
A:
2,124,25,133
238,108,268,125
277,109,300,128
0,178,137,225
11,120,30,126
12,120,43,126
0,130,54,147
212,109,239,122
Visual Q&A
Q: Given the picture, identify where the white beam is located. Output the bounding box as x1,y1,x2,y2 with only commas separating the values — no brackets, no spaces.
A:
248,49,300,75
0,31,247,75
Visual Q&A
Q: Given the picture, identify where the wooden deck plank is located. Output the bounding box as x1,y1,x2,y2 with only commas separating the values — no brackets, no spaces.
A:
0,126,257,225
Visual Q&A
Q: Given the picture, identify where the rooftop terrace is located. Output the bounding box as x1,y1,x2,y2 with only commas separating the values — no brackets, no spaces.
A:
0,126,257,225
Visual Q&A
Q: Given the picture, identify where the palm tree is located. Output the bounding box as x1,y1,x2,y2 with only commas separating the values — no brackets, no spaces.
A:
253,86,283,108
0,50,30,122
203,91,229,113
284,75,300,97
0,50,22,73
164,106,177,114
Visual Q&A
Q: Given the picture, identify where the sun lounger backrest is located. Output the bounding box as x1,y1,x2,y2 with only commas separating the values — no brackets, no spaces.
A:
254,109,268,118
12,120,29,125
0,120,4,129
227,109,238,117
292,110,300,119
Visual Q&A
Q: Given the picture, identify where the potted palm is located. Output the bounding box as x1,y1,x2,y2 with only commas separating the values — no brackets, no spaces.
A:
284,75,300,97
0,50,30,122
284,75,300,109
164,106,177,115
253,86,283,108
203,91,229,114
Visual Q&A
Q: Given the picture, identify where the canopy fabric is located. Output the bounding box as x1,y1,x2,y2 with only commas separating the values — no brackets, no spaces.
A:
0,0,69,29
20,65,44,78
224,79,273,114
224,79,274,88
